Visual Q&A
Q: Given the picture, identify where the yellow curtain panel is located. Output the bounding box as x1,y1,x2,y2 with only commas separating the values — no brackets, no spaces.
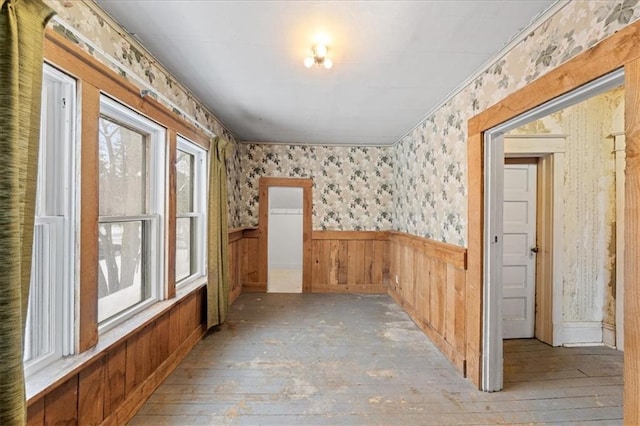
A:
0,0,54,423
207,136,233,328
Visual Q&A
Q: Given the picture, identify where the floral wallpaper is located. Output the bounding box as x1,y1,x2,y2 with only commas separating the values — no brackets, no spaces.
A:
239,144,394,231
43,0,245,227
393,0,640,246
226,145,243,228
44,0,640,236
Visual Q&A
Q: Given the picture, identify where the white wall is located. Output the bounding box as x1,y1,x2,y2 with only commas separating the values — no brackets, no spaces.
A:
268,187,303,269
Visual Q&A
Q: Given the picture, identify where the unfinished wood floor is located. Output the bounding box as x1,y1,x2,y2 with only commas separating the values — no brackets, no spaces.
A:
130,294,623,425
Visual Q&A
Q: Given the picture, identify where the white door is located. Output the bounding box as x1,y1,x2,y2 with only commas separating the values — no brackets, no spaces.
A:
503,163,537,339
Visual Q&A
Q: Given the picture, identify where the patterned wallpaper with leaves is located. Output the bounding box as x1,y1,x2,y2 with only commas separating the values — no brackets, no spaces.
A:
239,144,394,230
45,0,640,236
393,0,640,247
44,0,246,227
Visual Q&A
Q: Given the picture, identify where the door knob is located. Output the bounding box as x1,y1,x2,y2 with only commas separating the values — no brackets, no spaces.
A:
530,247,539,254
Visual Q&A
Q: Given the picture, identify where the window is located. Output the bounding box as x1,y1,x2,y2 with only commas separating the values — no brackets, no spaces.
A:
98,95,166,331
176,136,207,286
24,64,77,376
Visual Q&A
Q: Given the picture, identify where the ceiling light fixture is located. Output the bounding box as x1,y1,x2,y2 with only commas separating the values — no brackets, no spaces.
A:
304,43,333,69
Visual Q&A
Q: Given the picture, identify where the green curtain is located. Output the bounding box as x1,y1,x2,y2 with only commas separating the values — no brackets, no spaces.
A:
207,136,233,328
0,0,54,423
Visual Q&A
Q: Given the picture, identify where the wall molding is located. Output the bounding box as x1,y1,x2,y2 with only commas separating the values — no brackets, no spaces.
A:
603,322,617,348
388,231,466,270
561,321,604,346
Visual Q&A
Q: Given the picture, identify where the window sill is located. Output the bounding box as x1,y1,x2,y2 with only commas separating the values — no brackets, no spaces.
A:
25,279,207,403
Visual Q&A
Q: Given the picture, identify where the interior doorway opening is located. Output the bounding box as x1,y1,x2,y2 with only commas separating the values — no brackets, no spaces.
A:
268,187,303,293
257,177,313,293
483,69,625,392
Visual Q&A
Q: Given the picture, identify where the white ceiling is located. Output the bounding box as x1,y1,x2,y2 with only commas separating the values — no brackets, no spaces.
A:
96,0,557,146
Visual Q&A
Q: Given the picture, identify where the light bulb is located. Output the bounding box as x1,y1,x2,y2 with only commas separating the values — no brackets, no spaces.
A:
323,58,333,69
304,57,314,68
315,44,327,58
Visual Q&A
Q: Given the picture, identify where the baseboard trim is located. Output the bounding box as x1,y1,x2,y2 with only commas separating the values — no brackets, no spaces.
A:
560,321,604,346
602,322,616,348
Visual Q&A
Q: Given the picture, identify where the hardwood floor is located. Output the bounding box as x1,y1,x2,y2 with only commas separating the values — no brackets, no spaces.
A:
129,294,623,425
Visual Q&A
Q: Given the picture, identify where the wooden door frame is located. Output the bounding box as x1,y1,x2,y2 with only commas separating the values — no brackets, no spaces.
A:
257,177,313,293
467,20,640,421
483,70,622,392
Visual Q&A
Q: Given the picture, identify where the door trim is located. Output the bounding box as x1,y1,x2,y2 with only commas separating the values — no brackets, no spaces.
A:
481,70,623,392
258,177,313,293
466,18,640,421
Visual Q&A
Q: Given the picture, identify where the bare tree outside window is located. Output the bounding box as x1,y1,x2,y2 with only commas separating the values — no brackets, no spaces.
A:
175,136,207,287
176,149,194,282
98,116,148,321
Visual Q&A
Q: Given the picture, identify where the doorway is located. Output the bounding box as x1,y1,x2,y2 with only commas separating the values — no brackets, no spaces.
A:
267,187,303,293
257,177,313,293
482,69,625,391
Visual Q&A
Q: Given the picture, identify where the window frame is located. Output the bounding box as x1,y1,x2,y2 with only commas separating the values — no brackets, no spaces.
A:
175,135,208,288
97,94,167,333
24,64,78,377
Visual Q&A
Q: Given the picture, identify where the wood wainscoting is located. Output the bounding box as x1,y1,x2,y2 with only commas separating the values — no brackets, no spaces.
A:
228,227,259,298
27,288,206,425
238,229,390,294
230,227,469,378
388,231,468,375
311,231,390,293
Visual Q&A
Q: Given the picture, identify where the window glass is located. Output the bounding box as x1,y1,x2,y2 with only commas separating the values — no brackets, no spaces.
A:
98,116,147,216
98,221,146,322
175,137,207,286
176,150,193,214
176,217,193,282
97,95,165,329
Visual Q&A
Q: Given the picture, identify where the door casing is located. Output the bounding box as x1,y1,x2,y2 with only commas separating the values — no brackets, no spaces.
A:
258,177,313,293
481,69,623,392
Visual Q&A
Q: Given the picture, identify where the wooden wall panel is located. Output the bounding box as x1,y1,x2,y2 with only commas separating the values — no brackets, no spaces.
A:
388,231,467,375
337,241,349,284
43,376,78,425
229,238,240,303
624,57,640,424
78,358,105,425
104,342,127,414
240,231,261,292
310,231,389,293
26,398,44,426
27,290,208,425
78,84,100,352
155,312,171,363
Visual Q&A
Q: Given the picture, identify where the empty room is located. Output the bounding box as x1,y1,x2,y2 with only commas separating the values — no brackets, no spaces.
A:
2,0,640,424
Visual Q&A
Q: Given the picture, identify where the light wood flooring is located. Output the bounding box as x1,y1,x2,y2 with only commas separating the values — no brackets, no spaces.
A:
267,268,302,293
130,294,623,425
